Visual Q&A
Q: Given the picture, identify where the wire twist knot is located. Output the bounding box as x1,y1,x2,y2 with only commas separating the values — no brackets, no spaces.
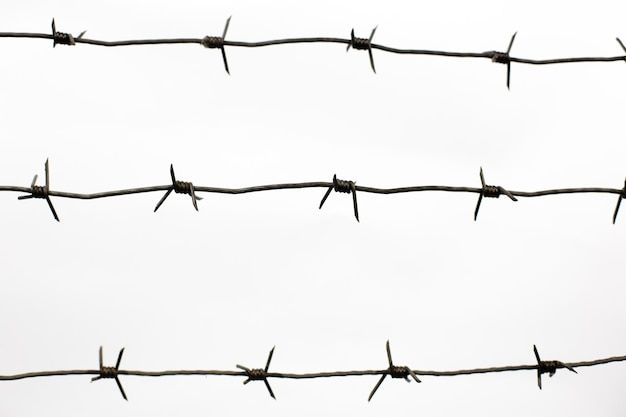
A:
53,31,75,46
99,366,118,379
173,180,194,195
389,365,410,379
333,177,355,193
482,185,502,198
350,36,370,50
490,51,510,64
50,19,85,48
201,36,224,49
30,185,48,199
245,368,267,380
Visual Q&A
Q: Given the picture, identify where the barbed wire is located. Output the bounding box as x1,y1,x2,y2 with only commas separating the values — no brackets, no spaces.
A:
2,18,626,87
1,342,624,401
2,161,625,223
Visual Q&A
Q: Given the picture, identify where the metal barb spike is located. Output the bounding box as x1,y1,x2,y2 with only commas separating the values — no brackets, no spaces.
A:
506,32,517,89
368,341,420,401
474,167,517,221
18,159,59,221
92,346,127,400
533,345,576,390
616,37,626,62
318,174,359,222
346,27,377,73
612,177,626,224
238,347,277,399
222,16,231,74
154,164,202,212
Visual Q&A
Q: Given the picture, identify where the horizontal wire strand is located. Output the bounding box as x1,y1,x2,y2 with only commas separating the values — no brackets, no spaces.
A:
1,28,625,65
1,354,624,381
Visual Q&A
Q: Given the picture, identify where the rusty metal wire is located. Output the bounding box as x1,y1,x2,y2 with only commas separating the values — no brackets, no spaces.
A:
1,161,625,223
1,343,624,401
2,18,626,87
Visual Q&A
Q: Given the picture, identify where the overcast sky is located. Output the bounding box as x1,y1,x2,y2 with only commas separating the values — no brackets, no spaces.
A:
1,0,626,416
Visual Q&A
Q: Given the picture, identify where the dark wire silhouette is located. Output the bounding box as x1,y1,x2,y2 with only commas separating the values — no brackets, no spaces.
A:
1,18,626,87
0,343,624,401
2,160,625,223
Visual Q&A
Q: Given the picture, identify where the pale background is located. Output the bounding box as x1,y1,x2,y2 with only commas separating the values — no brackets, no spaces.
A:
1,0,625,415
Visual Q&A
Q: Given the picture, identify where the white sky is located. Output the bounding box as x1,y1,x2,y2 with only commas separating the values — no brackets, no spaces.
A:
1,0,625,415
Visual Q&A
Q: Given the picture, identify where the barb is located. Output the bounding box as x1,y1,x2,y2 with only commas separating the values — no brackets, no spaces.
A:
474,167,517,221
2,162,625,222
2,20,626,85
612,177,626,224
319,174,359,222
368,341,420,401
153,164,202,212
347,26,377,73
90,346,127,400
16,159,59,221
201,16,231,73
0,344,624,402
236,347,277,399
533,345,577,390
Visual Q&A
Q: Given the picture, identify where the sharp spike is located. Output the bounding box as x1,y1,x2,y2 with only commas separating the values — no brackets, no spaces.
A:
368,49,376,73
507,32,517,54
223,16,231,38
99,346,103,368
352,185,359,222
265,347,275,372
408,369,421,383
474,193,483,221
45,196,59,222
116,348,125,369
347,29,354,51
153,188,173,212
386,340,393,367
617,37,626,53
31,174,38,188
367,374,386,401
533,345,541,363
115,376,128,400
170,164,176,183
613,195,622,224
506,62,511,90
44,159,50,190
221,48,230,74
190,184,199,211
319,186,333,209
368,26,378,43
264,379,276,399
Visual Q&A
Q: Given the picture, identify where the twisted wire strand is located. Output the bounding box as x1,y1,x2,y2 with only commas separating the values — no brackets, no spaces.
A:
1,183,621,198
0,353,624,381
2,20,626,80
2,178,625,220
2,31,625,63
